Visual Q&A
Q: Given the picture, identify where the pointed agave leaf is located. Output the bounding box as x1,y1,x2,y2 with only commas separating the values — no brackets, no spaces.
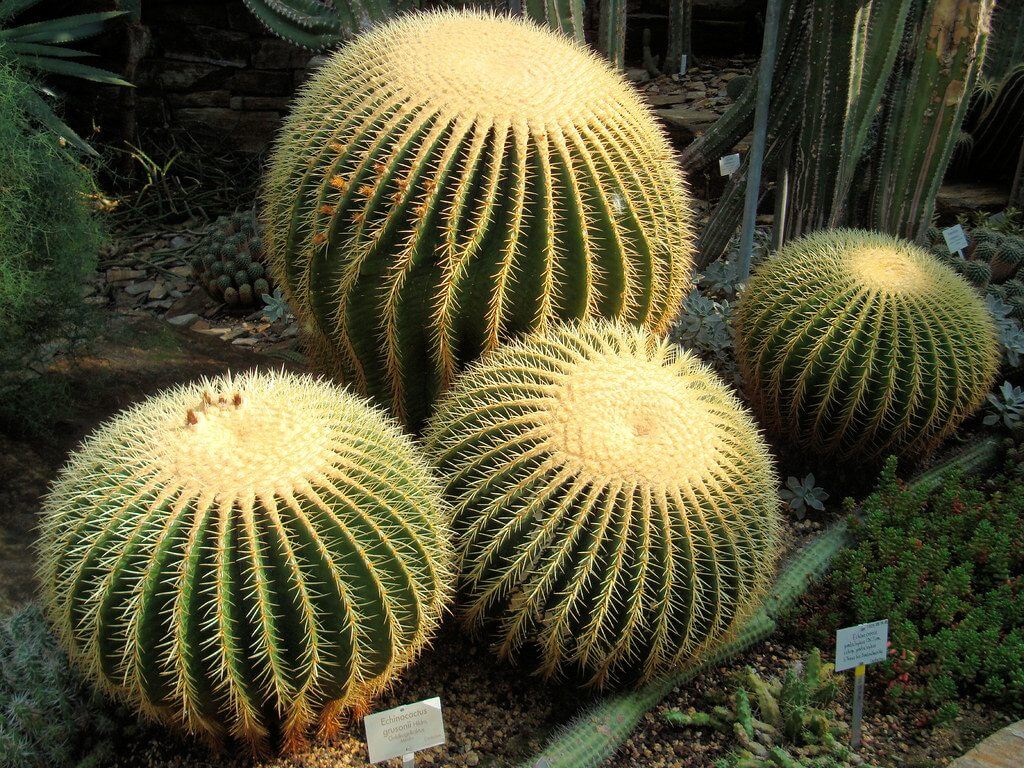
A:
3,41,98,58
20,87,98,156
1,11,128,44
19,55,132,86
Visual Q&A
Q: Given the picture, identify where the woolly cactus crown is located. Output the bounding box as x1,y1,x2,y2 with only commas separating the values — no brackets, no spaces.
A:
263,10,695,431
38,370,453,752
735,229,999,460
426,321,781,686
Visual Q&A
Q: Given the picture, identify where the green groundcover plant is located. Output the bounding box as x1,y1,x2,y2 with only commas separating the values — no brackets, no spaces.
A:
797,443,1024,720
0,54,103,432
0,603,139,768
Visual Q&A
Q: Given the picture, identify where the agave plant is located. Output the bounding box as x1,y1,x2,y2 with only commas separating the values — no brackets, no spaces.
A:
0,0,129,155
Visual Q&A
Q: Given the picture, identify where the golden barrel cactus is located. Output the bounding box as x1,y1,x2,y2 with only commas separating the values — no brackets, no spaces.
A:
38,371,452,752
425,321,781,687
262,10,695,431
735,229,1000,460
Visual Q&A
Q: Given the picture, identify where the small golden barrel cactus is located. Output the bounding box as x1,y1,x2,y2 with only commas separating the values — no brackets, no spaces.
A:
735,229,1000,460
425,321,781,687
38,371,452,752
262,10,695,431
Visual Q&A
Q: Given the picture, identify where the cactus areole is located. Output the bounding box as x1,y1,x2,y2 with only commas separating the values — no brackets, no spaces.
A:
38,371,453,753
735,229,1000,461
263,11,695,431
426,322,781,687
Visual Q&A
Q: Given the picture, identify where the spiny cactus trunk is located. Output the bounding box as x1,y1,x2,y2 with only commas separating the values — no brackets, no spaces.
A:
666,0,693,75
597,0,627,68
985,0,1024,80
869,0,993,240
687,0,912,266
523,0,585,41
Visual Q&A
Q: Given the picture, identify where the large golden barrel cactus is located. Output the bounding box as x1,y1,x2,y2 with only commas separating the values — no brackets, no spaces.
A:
262,10,695,431
735,229,1000,460
38,371,452,752
425,321,781,687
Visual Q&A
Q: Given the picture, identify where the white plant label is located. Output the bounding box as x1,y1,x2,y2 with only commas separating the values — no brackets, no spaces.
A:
942,224,969,255
364,697,445,764
835,619,889,672
679,54,688,77
719,153,741,177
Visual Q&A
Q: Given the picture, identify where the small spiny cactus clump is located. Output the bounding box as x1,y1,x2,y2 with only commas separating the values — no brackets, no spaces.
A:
192,210,273,309
263,10,696,431
425,321,781,687
735,229,1000,461
38,370,453,753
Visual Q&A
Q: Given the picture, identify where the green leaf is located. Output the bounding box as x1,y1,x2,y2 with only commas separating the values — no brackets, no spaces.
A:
1,11,127,44
19,55,132,86
20,87,98,157
4,41,97,58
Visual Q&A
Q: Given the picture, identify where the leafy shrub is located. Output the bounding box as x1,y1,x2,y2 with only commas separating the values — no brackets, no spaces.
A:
0,604,137,768
798,448,1024,717
0,57,103,432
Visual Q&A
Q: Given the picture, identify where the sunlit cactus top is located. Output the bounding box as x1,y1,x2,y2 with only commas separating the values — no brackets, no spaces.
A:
37,370,453,752
426,321,781,686
735,229,1000,460
262,10,695,431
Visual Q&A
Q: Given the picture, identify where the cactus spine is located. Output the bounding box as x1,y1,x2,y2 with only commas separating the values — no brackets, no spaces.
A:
735,230,1000,461
426,321,781,687
38,371,453,752
263,11,695,431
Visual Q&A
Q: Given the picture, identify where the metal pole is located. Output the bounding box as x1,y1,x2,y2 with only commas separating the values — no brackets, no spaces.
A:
738,0,784,280
850,664,866,749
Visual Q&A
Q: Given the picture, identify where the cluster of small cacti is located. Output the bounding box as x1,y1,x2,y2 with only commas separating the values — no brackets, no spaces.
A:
665,649,875,768
425,321,782,687
262,10,695,430
925,225,1024,319
191,210,273,309
735,229,1000,460
38,371,453,752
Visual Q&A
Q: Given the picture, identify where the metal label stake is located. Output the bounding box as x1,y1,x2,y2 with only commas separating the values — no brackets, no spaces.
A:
851,664,866,749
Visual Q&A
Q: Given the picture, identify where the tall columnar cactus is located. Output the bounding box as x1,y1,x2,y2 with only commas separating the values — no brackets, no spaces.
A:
241,0,406,50
425,321,781,687
735,230,1000,461
262,11,695,431
870,0,994,239
37,371,453,753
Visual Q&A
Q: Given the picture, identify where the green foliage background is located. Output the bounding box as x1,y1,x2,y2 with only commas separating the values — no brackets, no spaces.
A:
0,55,103,432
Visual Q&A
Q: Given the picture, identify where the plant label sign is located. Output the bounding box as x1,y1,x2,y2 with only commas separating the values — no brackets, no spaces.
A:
719,153,741,176
835,619,888,672
942,224,969,256
365,697,445,764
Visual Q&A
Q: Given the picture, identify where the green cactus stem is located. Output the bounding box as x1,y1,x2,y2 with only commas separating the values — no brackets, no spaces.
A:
426,321,781,687
263,11,695,431
734,230,999,460
38,371,453,753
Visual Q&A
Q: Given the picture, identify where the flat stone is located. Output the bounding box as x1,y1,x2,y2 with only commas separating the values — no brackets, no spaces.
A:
646,93,687,107
106,267,146,285
625,68,651,84
167,313,198,327
232,336,259,347
125,280,156,296
949,720,1024,768
148,282,168,300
